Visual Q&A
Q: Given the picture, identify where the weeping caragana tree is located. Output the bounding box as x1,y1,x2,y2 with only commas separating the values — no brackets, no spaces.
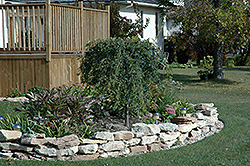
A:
78,37,170,126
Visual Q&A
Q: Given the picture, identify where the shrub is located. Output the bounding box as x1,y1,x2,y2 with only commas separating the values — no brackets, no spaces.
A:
6,84,24,98
79,37,171,117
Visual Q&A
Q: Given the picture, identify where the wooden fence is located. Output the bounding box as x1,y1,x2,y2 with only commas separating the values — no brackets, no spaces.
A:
0,1,110,96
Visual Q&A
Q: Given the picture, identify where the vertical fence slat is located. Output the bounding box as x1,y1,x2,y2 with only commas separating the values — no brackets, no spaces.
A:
32,6,36,51
46,0,52,61
2,7,6,50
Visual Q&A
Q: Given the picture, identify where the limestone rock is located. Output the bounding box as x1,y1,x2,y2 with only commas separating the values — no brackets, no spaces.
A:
0,142,33,152
129,145,147,154
34,145,57,157
191,113,207,120
72,153,99,160
34,145,78,157
190,129,201,138
159,132,181,143
124,138,141,146
195,103,214,110
141,135,158,145
93,132,114,141
159,123,178,132
100,141,125,152
113,131,134,141
130,123,160,136
147,143,161,152
161,139,177,149
177,133,189,145
80,138,107,144
0,152,13,158
4,97,28,102
21,137,56,145
178,123,197,133
0,130,22,141
203,107,217,116
78,144,98,154
100,148,130,158
48,134,80,149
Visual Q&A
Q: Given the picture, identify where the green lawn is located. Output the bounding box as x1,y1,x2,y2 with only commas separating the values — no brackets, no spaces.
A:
0,67,250,165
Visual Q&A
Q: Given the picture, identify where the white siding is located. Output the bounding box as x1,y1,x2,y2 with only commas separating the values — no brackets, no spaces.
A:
119,4,164,50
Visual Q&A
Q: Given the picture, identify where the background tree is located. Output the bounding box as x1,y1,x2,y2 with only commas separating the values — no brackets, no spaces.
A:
161,0,250,78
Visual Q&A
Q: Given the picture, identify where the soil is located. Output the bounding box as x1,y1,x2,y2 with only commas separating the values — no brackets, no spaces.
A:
91,115,144,132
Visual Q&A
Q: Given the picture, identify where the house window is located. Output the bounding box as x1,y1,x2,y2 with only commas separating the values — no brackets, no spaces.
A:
155,12,158,36
141,11,143,38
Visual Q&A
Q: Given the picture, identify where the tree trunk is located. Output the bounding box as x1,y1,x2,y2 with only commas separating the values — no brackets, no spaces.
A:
213,42,224,79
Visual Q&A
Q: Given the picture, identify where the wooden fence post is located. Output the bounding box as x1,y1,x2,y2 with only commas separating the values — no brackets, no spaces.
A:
45,0,51,62
107,6,110,38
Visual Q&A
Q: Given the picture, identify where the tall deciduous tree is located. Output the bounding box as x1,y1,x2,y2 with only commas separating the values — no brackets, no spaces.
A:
161,0,250,78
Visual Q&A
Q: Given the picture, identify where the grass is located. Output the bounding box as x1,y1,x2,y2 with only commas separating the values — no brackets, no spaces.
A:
0,67,250,165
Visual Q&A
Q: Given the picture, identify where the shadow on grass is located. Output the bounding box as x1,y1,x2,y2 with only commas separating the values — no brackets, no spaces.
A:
223,67,250,72
172,74,239,86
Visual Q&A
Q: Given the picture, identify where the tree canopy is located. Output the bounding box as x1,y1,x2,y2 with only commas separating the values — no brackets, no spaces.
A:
161,0,250,78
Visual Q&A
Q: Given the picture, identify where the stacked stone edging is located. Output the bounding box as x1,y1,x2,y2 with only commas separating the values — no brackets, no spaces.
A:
0,103,224,161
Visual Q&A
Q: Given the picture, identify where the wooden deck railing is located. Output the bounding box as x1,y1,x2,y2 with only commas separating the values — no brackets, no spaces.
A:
0,1,110,61
0,4,46,52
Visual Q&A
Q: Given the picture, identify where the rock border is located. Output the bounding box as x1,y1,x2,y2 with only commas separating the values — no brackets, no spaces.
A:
0,103,224,161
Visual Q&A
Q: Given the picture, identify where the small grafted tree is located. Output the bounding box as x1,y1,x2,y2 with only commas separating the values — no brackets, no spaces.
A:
78,37,169,127
160,0,250,78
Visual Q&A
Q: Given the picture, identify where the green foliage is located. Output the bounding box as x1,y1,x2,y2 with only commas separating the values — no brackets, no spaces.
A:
200,56,214,68
74,121,105,139
6,84,24,98
162,0,250,78
197,68,213,77
79,37,171,116
40,119,73,138
173,99,196,117
15,84,100,138
27,86,44,95
18,85,95,121
66,81,96,97
225,59,235,67
0,114,43,134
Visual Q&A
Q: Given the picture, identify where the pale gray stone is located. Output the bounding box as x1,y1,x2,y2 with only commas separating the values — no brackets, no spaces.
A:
141,135,158,145
162,139,177,149
0,130,22,141
178,123,197,133
0,152,13,158
124,138,141,146
113,131,134,141
177,133,189,145
0,142,33,152
34,145,57,157
78,144,98,154
4,97,28,102
196,120,207,128
104,148,130,157
159,123,178,132
203,107,217,116
191,113,207,120
191,130,201,138
21,137,56,145
80,138,107,144
100,141,125,152
131,123,160,136
61,146,78,156
48,134,80,149
196,103,214,110
159,132,181,143
93,132,114,141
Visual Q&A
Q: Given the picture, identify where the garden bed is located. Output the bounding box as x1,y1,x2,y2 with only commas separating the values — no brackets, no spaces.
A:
0,102,224,161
